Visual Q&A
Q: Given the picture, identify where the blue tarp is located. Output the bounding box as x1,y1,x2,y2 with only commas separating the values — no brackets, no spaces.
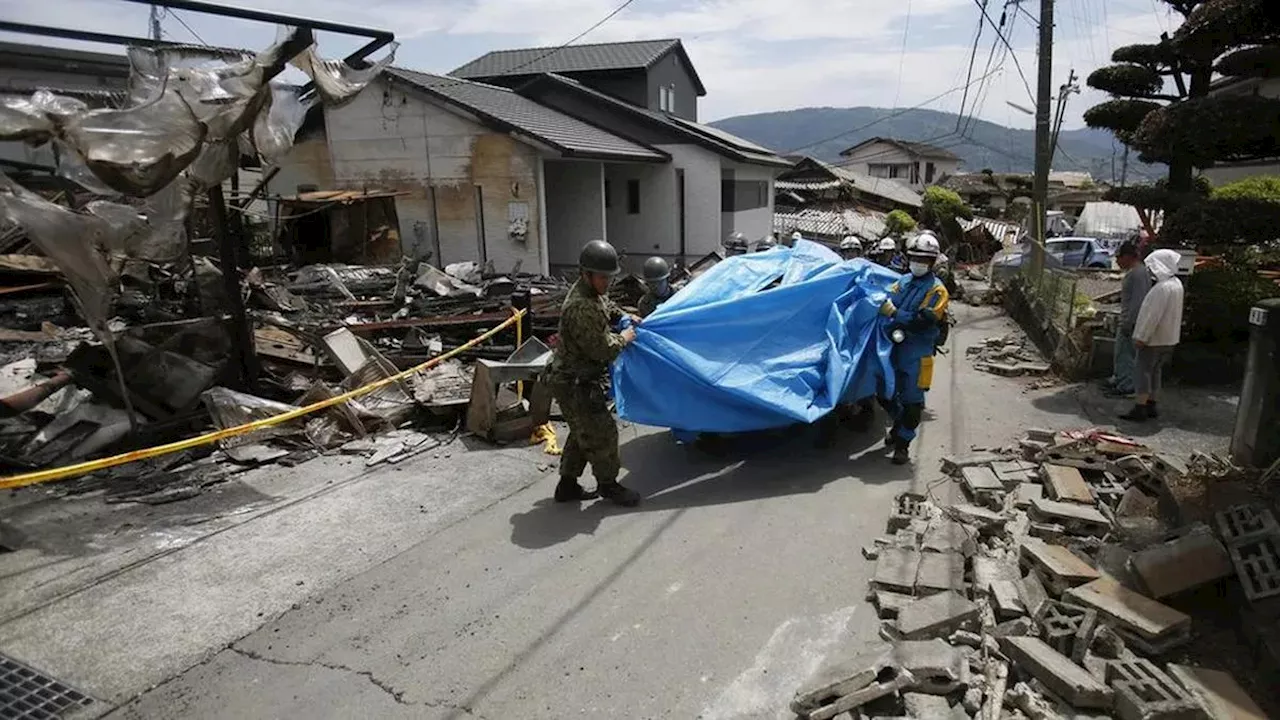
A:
612,240,902,434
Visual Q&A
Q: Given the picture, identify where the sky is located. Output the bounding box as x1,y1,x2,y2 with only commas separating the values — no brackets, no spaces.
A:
0,0,1182,131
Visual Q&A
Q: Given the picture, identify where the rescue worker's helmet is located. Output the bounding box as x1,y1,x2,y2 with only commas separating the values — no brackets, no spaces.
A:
756,234,777,252
878,237,899,253
642,256,671,282
839,236,863,253
579,239,621,275
725,232,749,252
791,231,804,243
906,232,941,263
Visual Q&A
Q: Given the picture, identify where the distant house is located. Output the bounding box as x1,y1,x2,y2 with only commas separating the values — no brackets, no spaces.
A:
838,137,962,190
451,39,706,122
274,39,788,275
943,171,1104,218
1200,75,1280,186
776,156,921,213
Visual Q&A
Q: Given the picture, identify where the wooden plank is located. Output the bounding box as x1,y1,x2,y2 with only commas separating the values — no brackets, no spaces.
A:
1065,575,1190,641
1042,463,1094,504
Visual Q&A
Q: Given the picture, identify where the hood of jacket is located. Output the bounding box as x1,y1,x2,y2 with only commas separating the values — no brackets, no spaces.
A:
1145,249,1181,282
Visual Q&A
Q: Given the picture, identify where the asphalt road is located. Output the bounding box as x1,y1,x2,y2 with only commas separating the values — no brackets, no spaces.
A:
104,304,1235,719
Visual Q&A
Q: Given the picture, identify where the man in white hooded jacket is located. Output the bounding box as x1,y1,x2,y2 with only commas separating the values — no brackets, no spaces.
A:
1120,249,1184,421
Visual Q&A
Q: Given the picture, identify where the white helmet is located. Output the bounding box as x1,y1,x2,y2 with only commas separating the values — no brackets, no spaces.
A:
906,231,941,259
791,231,803,242
840,236,862,251
878,237,899,253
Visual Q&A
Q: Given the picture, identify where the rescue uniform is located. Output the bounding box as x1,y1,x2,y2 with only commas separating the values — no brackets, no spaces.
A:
881,272,950,444
548,279,628,485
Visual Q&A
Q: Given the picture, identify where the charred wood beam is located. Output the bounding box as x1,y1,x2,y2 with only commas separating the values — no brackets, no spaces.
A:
208,184,259,390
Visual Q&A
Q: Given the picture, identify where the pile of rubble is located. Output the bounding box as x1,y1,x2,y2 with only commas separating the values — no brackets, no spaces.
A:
967,333,1051,378
789,427,1274,719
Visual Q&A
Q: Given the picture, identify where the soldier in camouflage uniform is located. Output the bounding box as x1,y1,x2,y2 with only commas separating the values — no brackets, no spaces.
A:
547,240,643,507
637,256,674,318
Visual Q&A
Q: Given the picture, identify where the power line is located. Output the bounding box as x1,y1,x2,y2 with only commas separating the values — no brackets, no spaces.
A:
972,0,1035,103
782,65,1005,154
168,9,209,47
890,0,915,134
963,5,1011,135
955,2,989,133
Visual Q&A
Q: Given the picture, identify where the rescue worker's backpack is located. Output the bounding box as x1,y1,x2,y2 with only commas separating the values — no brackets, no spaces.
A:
935,310,954,349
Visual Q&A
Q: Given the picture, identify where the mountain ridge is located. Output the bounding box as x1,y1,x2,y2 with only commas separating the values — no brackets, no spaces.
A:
708,106,1162,181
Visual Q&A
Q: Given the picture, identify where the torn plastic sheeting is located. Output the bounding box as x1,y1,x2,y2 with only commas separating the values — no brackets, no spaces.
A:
290,41,399,106
252,82,315,163
60,81,206,197
0,173,132,332
0,90,88,144
415,263,482,298
612,241,900,434
202,386,307,450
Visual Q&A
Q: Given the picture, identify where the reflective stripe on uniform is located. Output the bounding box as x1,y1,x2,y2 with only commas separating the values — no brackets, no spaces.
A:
917,356,935,390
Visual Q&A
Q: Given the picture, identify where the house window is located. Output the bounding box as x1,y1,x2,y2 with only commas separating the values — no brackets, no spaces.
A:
910,162,920,185
604,180,611,208
659,84,676,112
627,179,640,214
926,162,936,184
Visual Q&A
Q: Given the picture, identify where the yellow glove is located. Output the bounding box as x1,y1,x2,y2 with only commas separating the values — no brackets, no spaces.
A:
879,299,897,317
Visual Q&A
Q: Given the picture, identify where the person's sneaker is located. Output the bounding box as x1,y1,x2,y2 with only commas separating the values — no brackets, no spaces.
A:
891,441,910,465
1119,404,1151,422
598,482,641,507
554,479,598,502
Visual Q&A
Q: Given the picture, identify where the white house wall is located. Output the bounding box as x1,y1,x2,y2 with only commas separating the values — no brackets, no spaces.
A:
724,162,776,244
290,78,546,274
603,161,671,273
544,159,604,271
657,143,722,262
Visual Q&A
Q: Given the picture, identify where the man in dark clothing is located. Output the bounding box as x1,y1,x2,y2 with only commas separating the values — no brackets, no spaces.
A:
546,240,642,507
637,256,674,318
1103,241,1150,397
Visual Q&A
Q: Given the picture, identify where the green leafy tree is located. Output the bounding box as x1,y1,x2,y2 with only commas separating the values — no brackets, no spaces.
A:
883,209,917,237
920,186,973,247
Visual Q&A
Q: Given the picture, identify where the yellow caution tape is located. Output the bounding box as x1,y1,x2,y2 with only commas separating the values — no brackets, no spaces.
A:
0,310,526,491
530,422,561,456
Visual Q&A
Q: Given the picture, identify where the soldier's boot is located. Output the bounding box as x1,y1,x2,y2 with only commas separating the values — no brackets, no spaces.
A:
554,477,599,502
891,439,911,465
598,481,641,507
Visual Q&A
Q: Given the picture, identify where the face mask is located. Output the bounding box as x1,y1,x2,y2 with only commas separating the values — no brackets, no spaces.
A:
909,261,931,277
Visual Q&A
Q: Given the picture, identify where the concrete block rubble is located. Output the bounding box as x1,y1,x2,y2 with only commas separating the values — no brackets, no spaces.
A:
966,332,1051,378
789,426,1276,719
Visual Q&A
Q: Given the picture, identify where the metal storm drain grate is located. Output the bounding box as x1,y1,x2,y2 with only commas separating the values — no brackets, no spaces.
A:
0,654,94,719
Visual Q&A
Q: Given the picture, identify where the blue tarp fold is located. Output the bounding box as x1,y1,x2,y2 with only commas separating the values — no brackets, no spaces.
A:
612,240,902,434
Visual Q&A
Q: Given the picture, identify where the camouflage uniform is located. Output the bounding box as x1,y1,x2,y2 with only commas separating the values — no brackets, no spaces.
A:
548,278,628,484
636,287,673,318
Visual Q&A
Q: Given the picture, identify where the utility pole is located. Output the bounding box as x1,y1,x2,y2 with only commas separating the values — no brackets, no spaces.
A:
1030,0,1054,277
1049,69,1078,165
1120,145,1131,186
148,4,163,41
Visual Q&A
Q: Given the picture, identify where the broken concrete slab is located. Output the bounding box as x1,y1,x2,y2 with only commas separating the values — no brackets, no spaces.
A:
1030,497,1111,536
993,459,1039,487
903,692,953,719
1065,576,1191,653
961,465,1004,497
871,589,914,620
1014,482,1045,509
1043,464,1095,504
1106,658,1201,720
915,551,967,594
990,580,1026,619
1130,523,1233,598
921,521,977,557
892,639,969,695
1020,538,1101,593
792,642,891,715
972,555,1020,594
888,492,932,533
803,668,917,720
1166,664,1269,720
946,503,1007,532
896,591,979,640
991,616,1036,638
1117,487,1160,518
873,548,921,594
941,452,1006,476
1018,569,1050,618
998,637,1114,709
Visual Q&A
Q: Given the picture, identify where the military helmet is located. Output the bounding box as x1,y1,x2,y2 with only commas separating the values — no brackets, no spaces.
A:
642,256,671,282
579,239,620,275
756,234,777,251
725,231,749,250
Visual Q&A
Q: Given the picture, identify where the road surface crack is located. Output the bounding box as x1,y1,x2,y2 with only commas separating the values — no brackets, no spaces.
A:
227,645,486,717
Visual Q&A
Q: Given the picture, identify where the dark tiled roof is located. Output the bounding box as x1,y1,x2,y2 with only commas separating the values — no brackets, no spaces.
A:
452,39,707,95
839,136,962,161
385,68,666,162
518,73,788,167
779,157,922,208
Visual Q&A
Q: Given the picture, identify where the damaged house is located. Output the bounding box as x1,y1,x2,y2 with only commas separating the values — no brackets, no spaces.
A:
275,39,790,276
772,156,922,246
